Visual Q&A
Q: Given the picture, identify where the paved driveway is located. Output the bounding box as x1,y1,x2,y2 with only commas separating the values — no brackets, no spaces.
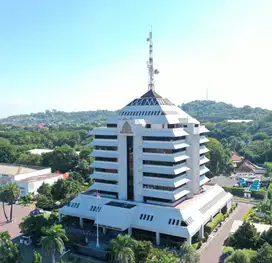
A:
0,203,35,239
200,203,252,263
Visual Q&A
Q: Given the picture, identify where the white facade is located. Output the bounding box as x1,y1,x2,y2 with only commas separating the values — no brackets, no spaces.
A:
60,89,233,244
0,164,63,197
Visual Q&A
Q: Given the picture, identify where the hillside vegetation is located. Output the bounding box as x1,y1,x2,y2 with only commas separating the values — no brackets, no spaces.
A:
1,100,271,125
180,100,271,122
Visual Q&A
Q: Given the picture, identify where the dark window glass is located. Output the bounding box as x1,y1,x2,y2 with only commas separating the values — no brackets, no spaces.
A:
95,135,117,139
107,123,117,128
95,157,118,162
143,136,185,141
146,124,151,129
143,160,186,166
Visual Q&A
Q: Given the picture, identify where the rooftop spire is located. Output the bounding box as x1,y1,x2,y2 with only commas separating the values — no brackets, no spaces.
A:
146,28,159,91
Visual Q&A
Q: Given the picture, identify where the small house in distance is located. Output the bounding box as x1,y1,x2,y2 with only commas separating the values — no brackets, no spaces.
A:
0,163,67,197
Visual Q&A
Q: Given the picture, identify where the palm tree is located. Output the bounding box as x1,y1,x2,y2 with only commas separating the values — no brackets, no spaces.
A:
5,183,21,222
40,224,68,263
109,234,136,263
0,186,9,222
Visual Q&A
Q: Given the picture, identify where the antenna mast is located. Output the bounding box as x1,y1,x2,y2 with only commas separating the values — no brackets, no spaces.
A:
147,29,159,91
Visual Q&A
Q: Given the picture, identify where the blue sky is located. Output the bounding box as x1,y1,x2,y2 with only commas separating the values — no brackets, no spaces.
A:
0,0,271,117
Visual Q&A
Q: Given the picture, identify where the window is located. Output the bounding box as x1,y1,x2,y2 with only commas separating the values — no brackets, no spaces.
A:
143,160,186,166
168,218,188,227
139,214,154,221
95,157,118,162
143,171,187,179
95,179,117,185
146,124,151,129
107,123,117,128
94,146,118,151
195,124,199,127
143,148,186,154
140,214,143,219
143,183,187,192
94,168,118,173
95,135,117,139
143,136,185,141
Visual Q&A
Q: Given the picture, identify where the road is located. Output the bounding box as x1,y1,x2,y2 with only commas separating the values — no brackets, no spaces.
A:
200,203,252,263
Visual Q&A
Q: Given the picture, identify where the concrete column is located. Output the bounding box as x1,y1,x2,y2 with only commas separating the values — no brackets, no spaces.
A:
198,225,204,240
187,236,192,244
156,232,160,246
103,227,107,235
79,217,83,229
128,227,132,236
58,213,62,222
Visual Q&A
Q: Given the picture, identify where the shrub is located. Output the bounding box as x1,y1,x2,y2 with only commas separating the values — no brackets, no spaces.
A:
242,207,254,221
204,213,224,234
223,186,245,197
222,246,234,254
198,241,203,248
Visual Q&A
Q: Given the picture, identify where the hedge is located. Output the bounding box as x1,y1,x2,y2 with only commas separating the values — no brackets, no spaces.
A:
223,186,245,197
204,213,224,234
251,189,266,200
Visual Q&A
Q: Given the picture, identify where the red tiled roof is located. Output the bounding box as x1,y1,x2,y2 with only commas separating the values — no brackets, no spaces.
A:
231,152,242,162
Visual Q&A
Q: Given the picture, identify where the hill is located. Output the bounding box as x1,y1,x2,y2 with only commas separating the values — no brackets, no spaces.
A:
180,100,271,122
0,100,271,125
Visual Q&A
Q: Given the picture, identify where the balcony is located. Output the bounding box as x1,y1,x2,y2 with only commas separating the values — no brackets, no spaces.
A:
142,128,188,137
90,182,118,193
91,139,118,147
199,175,210,186
199,136,209,144
199,126,209,134
90,161,118,170
142,162,190,175
142,151,189,162
142,140,189,150
91,171,118,181
91,150,118,158
89,127,117,136
142,174,190,188
199,145,210,155
200,166,210,176
199,156,210,165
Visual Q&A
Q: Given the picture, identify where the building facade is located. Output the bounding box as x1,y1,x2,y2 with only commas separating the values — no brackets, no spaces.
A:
60,32,233,245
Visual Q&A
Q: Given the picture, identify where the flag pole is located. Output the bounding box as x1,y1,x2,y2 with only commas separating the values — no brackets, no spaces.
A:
96,193,100,248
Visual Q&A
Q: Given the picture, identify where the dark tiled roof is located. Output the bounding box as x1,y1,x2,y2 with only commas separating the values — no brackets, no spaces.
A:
126,90,175,107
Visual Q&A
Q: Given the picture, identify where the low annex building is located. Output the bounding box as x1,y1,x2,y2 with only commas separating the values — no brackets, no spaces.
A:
0,164,65,197
59,31,233,245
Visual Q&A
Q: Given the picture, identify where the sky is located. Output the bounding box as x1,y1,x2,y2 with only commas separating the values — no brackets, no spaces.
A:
0,0,272,118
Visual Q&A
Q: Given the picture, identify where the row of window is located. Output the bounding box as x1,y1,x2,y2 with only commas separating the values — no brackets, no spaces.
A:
95,179,117,185
95,157,118,162
143,160,186,166
143,182,187,192
119,111,162,116
145,124,186,129
143,195,187,204
143,171,187,179
90,205,102,212
139,214,154,221
94,135,118,139
106,124,117,128
67,202,80,208
143,148,186,154
143,136,185,141
168,218,187,227
94,146,118,151
94,168,118,174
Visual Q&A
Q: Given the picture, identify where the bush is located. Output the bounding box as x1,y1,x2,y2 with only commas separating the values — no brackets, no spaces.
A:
242,207,254,221
205,213,224,234
251,189,266,200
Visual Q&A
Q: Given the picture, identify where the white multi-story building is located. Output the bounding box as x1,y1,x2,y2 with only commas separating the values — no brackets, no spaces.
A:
60,32,233,245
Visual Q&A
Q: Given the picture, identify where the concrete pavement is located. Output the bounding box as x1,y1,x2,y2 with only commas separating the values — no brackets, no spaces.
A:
200,203,252,263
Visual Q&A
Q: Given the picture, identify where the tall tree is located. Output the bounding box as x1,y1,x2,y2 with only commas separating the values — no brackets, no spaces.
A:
225,249,256,263
5,183,21,221
178,242,200,263
40,225,68,263
109,234,136,263
0,185,9,222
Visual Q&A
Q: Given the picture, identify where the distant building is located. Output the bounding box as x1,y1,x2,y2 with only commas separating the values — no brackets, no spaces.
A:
226,120,253,123
235,159,267,178
0,164,66,197
231,152,243,167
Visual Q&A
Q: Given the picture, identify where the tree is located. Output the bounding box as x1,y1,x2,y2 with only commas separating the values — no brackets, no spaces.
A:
253,243,272,263
40,225,68,263
109,234,136,263
41,145,79,173
17,153,41,166
36,195,54,210
227,221,260,249
146,248,178,263
0,145,17,163
134,240,153,263
67,171,85,185
0,186,9,222
225,249,256,263
31,251,42,263
0,231,20,263
37,182,52,197
5,183,21,221
178,242,199,263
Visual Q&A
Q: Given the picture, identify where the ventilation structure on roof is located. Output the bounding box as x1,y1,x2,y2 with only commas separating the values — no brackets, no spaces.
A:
90,205,102,212
168,218,187,227
68,202,80,208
